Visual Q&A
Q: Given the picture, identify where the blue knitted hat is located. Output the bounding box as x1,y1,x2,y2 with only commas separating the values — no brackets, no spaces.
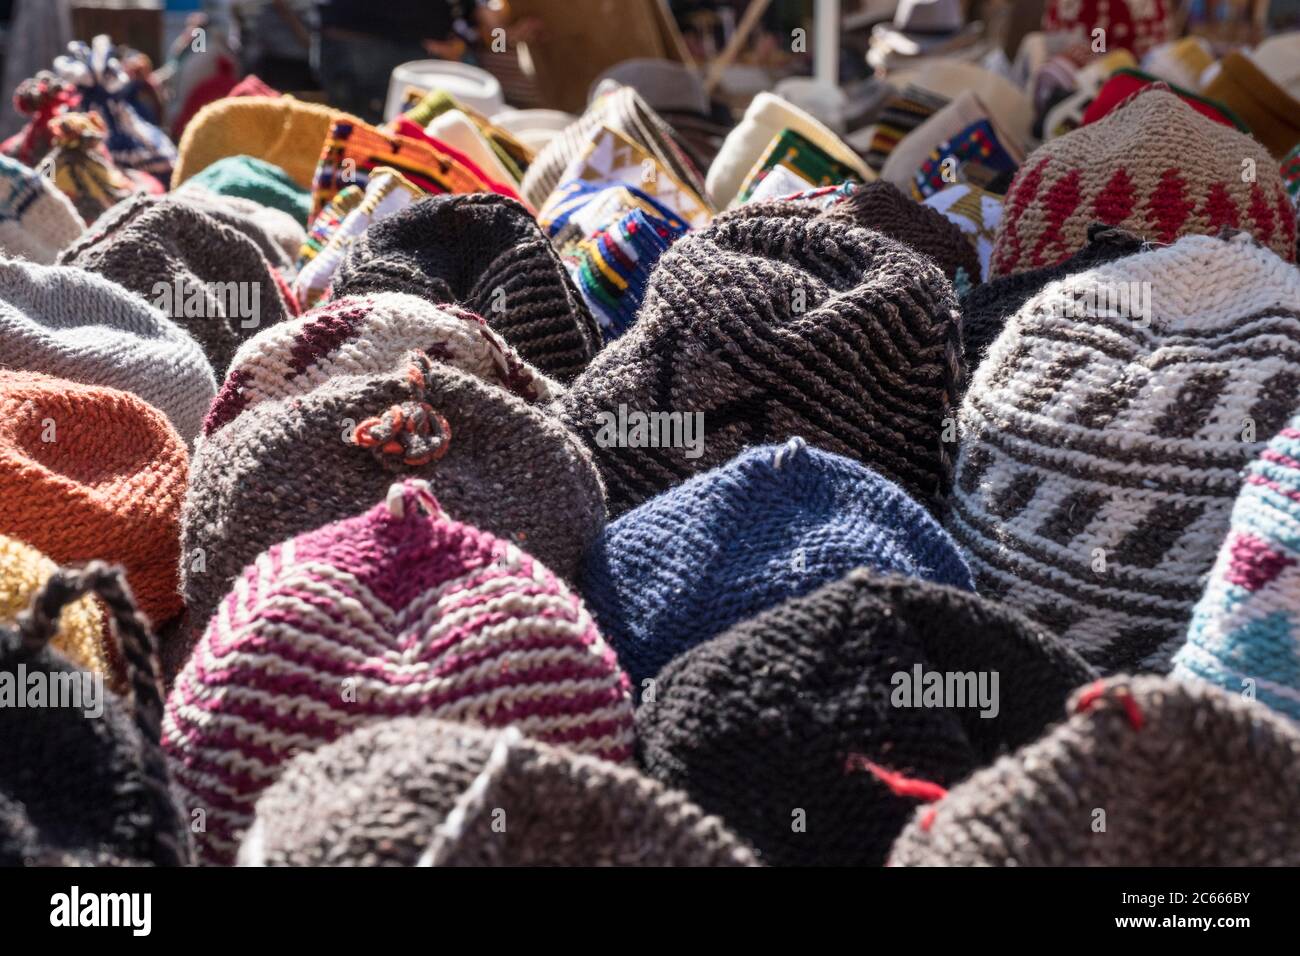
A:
1174,415,1300,721
580,438,975,691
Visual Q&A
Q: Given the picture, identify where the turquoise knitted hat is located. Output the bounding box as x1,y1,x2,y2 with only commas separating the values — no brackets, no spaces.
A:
184,154,312,224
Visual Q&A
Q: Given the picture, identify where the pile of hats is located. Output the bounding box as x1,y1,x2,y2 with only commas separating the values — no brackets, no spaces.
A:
4,10,1300,869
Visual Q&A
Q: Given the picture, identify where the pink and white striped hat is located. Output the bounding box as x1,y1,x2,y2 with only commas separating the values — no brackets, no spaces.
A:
162,479,634,865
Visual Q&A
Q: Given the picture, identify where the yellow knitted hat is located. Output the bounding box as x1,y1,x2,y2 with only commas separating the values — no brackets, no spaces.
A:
0,533,115,685
171,96,361,191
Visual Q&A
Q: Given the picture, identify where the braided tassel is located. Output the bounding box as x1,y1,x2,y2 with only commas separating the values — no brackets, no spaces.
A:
354,353,453,470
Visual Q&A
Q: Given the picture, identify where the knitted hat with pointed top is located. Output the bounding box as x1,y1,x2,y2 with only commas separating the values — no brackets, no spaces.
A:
166,479,634,865
556,211,964,517
949,232,1300,674
636,569,1095,867
330,194,602,382
988,87,1295,279
181,353,605,650
889,676,1300,865
239,717,757,867
582,440,974,691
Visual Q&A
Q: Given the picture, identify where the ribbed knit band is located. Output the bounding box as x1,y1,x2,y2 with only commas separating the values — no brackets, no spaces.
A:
582,440,974,690
330,194,603,381
556,212,964,516
166,480,633,865
0,259,217,443
637,569,1095,866
1174,413,1300,721
238,717,756,867
947,232,1300,674
889,675,1300,865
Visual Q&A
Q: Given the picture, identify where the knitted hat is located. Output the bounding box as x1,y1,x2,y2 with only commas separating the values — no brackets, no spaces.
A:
960,223,1147,365
1174,413,1300,721
182,154,312,224
0,258,217,442
58,191,295,373
207,292,558,437
538,179,688,253
239,717,757,867
1202,52,1300,160
330,194,603,382
165,188,304,275
949,232,1300,674
53,36,177,179
734,128,867,207
582,439,974,691
292,166,423,309
706,92,873,208
0,371,188,629
0,154,84,263
1042,0,1170,57
172,96,353,191
1,70,79,167
1,564,191,866
555,212,963,517
35,112,144,224
310,115,509,221
166,479,634,864
404,89,533,184
521,86,707,210
1082,68,1246,130
989,87,1296,279
637,569,1096,866
297,184,363,269
889,675,1300,865
881,91,1023,197
0,533,107,682
923,183,1004,285
181,353,605,643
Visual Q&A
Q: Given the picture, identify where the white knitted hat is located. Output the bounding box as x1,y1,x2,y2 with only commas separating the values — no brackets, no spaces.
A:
0,155,85,264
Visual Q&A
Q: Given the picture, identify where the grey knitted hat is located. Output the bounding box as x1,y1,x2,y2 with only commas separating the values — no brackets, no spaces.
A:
637,569,1096,867
329,193,602,382
58,191,296,373
556,211,964,517
889,675,1300,866
0,258,217,442
181,352,606,653
946,232,1300,674
170,185,306,273
238,717,758,867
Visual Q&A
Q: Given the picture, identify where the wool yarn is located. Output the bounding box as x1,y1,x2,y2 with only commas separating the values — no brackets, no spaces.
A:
330,194,602,381
0,563,191,866
181,353,605,644
948,232,1300,674
961,223,1148,367
181,154,311,224
172,96,355,191
0,533,108,683
1173,413,1300,721
989,87,1296,278
889,675,1300,865
0,371,187,629
58,191,295,373
522,85,707,210
0,154,84,263
583,439,974,691
171,186,307,271
166,479,634,865
555,211,964,517
0,258,217,443
637,569,1095,867
239,717,756,867
206,292,558,437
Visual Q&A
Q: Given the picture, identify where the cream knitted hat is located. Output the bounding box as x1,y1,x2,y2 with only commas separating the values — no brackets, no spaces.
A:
0,155,84,263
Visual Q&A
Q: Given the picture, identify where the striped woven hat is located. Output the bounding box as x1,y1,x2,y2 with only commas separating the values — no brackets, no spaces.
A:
989,87,1296,279
239,717,756,867
1174,412,1300,721
165,479,634,865
329,194,603,382
947,231,1300,674
556,211,964,517
181,353,606,651
205,292,558,438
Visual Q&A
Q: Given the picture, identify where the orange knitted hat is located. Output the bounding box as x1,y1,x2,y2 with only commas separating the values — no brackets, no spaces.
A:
0,371,188,628
989,87,1296,279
